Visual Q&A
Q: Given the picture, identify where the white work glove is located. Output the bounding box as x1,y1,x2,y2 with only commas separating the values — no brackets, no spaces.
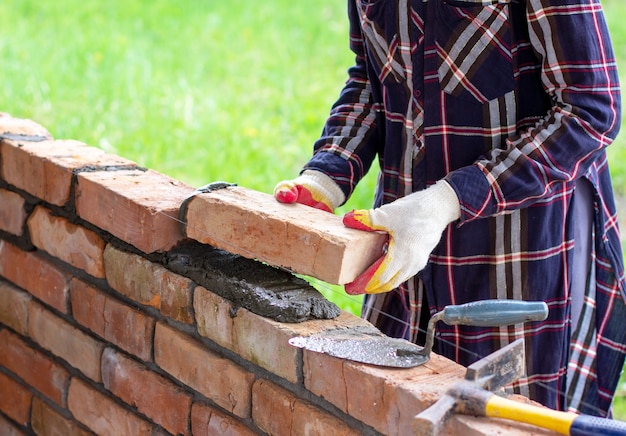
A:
343,180,461,295
274,170,345,213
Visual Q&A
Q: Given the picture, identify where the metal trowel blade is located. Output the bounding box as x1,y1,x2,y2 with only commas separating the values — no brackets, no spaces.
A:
288,333,429,368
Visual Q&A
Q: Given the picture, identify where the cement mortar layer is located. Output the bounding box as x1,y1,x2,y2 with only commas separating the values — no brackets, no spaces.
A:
165,241,341,323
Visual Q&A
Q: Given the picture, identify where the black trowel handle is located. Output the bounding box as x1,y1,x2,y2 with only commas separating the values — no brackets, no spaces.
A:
441,300,548,327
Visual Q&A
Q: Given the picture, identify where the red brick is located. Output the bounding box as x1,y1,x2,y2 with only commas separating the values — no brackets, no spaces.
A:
0,329,70,406
232,306,372,385
0,241,70,313
1,138,134,206
251,379,359,435
28,206,106,278
68,377,153,436
31,397,92,436
0,281,31,336
76,169,194,253
154,321,255,418
29,301,104,382
251,379,295,435
0,413,26,436
101,348,192,435
182,186,387,285
70,279,155,361
0,188,26,236
104,245,194,323
191,402,257,436
292,400,361,436
0,113,52,138
0,373,32,426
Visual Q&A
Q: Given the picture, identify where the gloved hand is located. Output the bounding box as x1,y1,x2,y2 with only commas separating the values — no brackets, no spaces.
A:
274,170,345,213
343,180,461,295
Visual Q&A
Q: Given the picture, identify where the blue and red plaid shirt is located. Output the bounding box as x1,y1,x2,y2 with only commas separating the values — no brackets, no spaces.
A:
304,0,625,415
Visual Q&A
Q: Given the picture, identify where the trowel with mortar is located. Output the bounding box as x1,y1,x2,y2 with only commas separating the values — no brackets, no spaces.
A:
289,299,548,368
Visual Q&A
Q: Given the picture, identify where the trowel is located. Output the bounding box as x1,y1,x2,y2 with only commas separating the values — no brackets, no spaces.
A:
288,299,548,368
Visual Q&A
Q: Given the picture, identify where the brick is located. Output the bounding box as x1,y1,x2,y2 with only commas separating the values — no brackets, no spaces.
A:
0,280,31,335
233,304,375,384
101,348,192,435
70,279,155,361
0,241,70,313
0,329,70,406
1,138,134,206
0,188,27,236
104,245,194,323
0,113,52,138
182,185,388,284
0,413,26,436
251,379,359,436
194,286,373,383
251,379,296,435
191,402,257,436
31,397,92,436
28,206,106,278
292,400,361,436
76,169,194,253
0,373,32,426
29,301,104,382
154,321,255,418
195,284,376,384
68,377,153,436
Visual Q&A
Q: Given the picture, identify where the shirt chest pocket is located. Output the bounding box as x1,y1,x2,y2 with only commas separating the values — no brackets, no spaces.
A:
436,0,515,104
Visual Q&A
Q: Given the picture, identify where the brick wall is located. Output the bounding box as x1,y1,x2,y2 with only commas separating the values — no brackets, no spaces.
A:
0,113,546,435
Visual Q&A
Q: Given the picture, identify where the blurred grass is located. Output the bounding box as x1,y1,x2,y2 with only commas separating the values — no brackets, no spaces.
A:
1,0,625,417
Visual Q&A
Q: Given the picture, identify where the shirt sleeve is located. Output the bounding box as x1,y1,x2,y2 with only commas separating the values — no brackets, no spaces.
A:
447,0,621,222
303,0,381,202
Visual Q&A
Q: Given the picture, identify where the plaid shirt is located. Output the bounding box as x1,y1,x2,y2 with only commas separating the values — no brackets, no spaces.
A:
304,0,626,415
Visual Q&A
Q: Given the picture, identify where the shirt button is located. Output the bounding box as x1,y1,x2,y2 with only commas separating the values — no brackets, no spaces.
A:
413,89,422,98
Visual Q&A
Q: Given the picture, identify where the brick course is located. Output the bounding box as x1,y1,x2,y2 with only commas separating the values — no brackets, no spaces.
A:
0,114,548,435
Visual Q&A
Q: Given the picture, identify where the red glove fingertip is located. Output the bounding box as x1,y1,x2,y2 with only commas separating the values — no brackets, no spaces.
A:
344,255,385,295
275,186,298,204
343,210,373,232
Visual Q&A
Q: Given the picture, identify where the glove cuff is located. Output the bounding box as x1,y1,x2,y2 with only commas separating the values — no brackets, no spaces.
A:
297,170,346,210
431,180,461,224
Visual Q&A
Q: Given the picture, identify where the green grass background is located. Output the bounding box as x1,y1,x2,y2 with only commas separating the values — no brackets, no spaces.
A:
1,0,625,418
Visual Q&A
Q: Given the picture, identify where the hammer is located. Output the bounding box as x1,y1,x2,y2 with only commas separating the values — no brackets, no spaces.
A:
414,339,626,435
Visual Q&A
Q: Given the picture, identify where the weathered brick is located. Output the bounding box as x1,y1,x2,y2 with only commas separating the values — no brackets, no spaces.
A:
76,169,193,253
28,206,106,278
232,304,373,384
191,402,257,436
251,378,359,436
292,400,361,436
1,138,134,206
0,241,70,313
0,113,52,138
0,372,32,426
0,412,26,436
104,245,194,323
0,280,31,335
0,329,70,406
101,348,192,435
195,284,376,385
68,377,153,436
154,321,255,418
31,397,92,436
29,301,104,382
0,188,27,236
182,186,387,285
70,279,155,361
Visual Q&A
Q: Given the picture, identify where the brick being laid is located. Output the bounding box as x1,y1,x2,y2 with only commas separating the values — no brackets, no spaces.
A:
180,185,388,285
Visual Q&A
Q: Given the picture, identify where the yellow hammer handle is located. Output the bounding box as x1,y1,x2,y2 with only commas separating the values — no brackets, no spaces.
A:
485,394,577,435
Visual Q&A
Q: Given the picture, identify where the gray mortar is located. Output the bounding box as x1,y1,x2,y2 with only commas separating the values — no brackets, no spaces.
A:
165,241,341,323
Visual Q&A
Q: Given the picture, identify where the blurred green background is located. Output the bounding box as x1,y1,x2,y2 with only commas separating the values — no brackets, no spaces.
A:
1,0,624,418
